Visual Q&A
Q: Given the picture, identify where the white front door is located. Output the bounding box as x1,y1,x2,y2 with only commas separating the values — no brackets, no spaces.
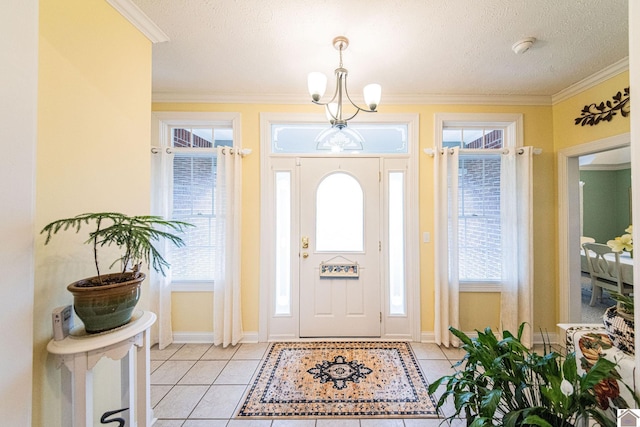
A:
298,157,381,337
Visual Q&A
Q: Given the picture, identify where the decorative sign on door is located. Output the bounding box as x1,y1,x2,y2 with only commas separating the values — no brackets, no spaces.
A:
319,256,359,279
320,262,359,278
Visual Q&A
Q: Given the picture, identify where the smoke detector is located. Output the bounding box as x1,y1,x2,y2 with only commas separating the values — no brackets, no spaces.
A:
512,37,536,54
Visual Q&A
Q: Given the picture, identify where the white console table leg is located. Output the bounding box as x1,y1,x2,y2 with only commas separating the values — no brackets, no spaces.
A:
136,328,154,426
72,352,92,427
121,347,135,426
61,364,73,427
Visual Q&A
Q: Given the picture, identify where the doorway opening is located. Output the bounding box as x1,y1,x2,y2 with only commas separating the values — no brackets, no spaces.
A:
558,133,631,324
258,113,420,341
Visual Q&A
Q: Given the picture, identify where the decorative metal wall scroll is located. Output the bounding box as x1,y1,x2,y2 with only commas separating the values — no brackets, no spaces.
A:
574,87,630,126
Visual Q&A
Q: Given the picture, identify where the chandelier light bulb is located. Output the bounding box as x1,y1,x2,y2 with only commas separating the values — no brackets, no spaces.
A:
363,84,381,111
308,72,328,101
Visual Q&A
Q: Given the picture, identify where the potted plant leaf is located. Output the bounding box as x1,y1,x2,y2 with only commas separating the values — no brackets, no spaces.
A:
428,324,639,426
41,212,192,333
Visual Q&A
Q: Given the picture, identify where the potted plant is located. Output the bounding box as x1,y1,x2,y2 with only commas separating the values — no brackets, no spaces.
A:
603,292,634,354
605,225,635,355
41,212,192,333
428,324,639,427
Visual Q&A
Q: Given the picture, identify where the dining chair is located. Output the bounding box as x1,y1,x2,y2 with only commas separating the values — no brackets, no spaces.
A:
580,236,595,246
581,242,633,306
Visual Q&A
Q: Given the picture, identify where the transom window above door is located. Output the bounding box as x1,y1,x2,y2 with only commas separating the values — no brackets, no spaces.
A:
271,123,408,154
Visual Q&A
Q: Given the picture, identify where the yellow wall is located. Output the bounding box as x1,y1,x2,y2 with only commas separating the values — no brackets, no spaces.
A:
551,71,630,326
172,292,214,331
34,1,152,426
153,102,557,335
553,72,630,150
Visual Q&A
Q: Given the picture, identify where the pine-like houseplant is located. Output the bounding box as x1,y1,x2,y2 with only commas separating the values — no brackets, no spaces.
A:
41,212,192,333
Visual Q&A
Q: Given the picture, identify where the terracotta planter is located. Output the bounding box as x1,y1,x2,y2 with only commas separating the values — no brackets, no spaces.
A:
602,305,635,355
67,272,145,333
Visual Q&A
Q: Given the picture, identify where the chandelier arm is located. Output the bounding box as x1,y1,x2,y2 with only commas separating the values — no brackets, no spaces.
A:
308,36,378,128
342,74,376,113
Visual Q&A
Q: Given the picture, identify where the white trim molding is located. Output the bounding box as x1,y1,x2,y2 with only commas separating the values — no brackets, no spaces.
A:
557,133,631,325
106,0,170,43
152,59,627,106
259,112,421,343
173,331,259,344
420,331,559,346
152,92,553,106
552,57,629,105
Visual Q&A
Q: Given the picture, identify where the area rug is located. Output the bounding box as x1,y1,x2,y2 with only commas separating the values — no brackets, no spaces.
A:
236,341,439,418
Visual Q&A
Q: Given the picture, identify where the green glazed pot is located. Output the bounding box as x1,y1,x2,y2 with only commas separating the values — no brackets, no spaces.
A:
67,272,145,333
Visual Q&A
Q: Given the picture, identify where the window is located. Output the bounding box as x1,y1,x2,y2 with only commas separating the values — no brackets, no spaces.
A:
437,116,522,290
449,128,504,282
435,113,532,345
155,123,233,289
388,171,406,315
271,123,408,154
316,173,364,252
274,171,291,315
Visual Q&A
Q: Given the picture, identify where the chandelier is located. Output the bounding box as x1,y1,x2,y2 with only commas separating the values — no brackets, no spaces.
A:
307,36,381,129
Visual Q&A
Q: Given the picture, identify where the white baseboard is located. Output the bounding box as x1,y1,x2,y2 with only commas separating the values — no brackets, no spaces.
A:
172,331,259,344
172,330,559,348
420,330,560,347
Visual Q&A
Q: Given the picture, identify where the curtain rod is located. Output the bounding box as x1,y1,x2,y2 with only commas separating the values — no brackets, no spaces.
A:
150,146,252,157
423,147,543,157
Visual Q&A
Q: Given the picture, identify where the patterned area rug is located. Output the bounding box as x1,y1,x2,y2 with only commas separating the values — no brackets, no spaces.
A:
236,342,439,418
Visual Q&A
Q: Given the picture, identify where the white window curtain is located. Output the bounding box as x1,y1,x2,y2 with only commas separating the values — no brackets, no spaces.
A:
500,146,534,348
434,146,533,348
213,146,244,347
150,148,174,349
434,147,460,347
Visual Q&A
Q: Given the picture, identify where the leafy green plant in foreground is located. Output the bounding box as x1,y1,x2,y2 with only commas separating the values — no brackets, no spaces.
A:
428,324,639,426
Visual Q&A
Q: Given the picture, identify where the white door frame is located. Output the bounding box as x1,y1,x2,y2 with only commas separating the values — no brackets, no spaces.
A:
557,132,630,323
258,112,420,342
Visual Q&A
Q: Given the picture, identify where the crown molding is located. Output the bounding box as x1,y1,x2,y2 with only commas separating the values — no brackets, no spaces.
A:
106,0,169,43
152,91,552,106
152,92,304,104
385,94,551,106
552,57,629,105
152,58,629,106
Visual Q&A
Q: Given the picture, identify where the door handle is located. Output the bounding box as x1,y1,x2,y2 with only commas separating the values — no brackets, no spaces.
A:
302,252,309,258
302,236,309,249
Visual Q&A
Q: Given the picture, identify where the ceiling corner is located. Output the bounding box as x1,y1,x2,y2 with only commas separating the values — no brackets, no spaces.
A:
105,0,169,44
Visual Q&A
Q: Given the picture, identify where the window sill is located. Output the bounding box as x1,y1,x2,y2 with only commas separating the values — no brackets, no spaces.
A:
459,283,502,293
171,282,214,292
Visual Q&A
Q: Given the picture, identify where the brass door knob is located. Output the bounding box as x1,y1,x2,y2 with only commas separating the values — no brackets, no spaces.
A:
302,252,309,258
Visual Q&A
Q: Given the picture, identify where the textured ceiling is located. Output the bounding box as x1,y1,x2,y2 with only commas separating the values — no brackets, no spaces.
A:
130,0,629,103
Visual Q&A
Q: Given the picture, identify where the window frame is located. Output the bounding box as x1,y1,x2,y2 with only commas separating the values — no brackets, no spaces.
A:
435,113,523,292
151,112,241,292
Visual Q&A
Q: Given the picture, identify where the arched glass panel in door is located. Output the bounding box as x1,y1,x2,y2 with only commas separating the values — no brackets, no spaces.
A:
316,172,364,252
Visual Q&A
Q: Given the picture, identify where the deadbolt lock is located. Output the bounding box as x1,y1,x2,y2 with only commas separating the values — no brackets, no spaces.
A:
301,236,309,249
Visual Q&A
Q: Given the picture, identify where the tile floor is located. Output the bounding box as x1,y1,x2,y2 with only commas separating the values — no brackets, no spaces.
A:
150,342,469,427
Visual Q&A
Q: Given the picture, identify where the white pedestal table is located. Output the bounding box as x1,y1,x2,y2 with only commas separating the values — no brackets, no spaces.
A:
47,310,157,427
